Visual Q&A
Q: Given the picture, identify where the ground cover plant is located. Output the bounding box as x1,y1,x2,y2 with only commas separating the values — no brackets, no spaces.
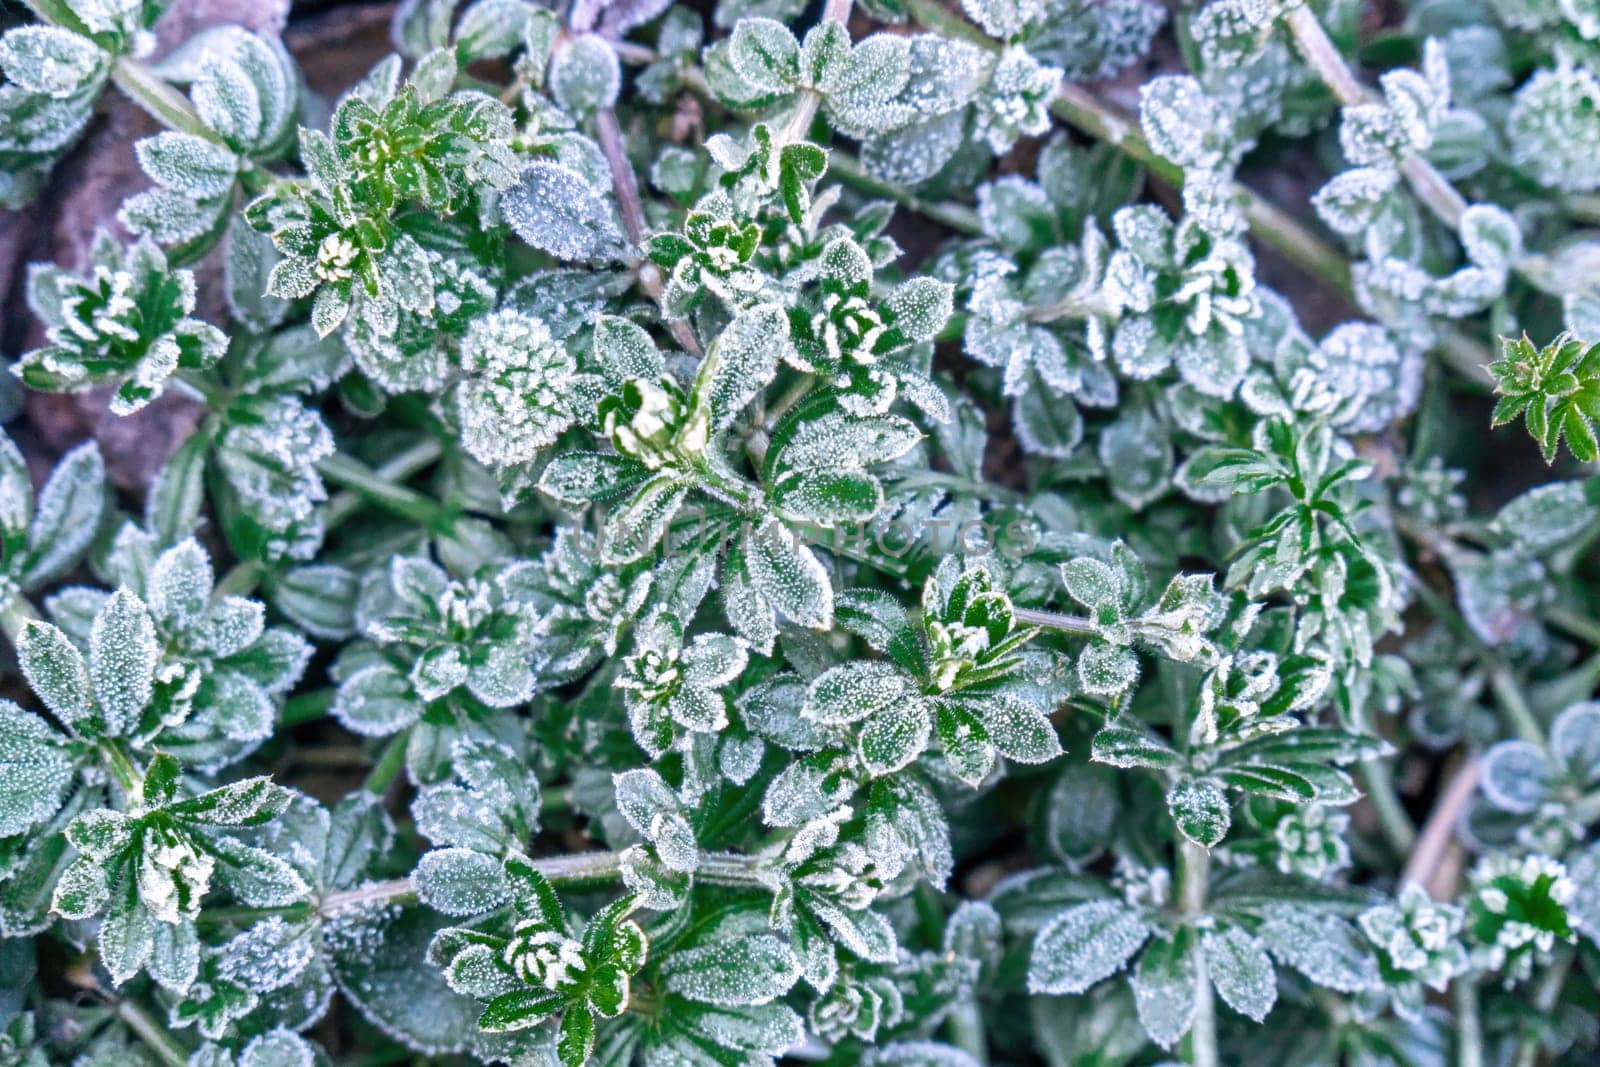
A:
0,0,1599,1062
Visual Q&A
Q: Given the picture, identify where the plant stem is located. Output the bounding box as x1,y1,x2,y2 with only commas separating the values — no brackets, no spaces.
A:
1400,753,1479,896
321,438,443,530
114,994,190,1067
319,878,418,913
1544,606,1600,648
98,739,144,796
695,850,778,888
213,559,264,599
948,1001,988,1065
111,57,227,145
826,152,983,235
1281,6,1466,230
594,105,705,359
316,452,454,533
1489,666,1545,745
363,731,411,796
281,687,335,726
1358,757,1418,854
319,850,627,913
780,0,854,145
1512,946,1571,1067
1454,976,1484,1067
1012,606,1101,637
1177,838,1217,1067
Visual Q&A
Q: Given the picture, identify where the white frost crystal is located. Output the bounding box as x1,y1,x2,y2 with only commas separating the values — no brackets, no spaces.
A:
456,310,588,467
504,920,588,991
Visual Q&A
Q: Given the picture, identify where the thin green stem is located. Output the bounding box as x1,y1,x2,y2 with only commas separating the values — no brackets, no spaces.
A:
281,687,335,726
1489,667,1545,745
1176,839,1216,1067
1454,976,1484,1067
112,58,226,144
779,0,854,145
213,559,264,600
317,452,454,533
827,152,983,235
321,438,443,530
1545,606,1600,648
1281,6,1466,230
20,0,86,33
114,994,190,1067
695,850,778,888
318,849,626,914
1513,946,1571,1067
98,739,144,796
1012,606,1100,637
363,731,411,796
1358,757,1418,854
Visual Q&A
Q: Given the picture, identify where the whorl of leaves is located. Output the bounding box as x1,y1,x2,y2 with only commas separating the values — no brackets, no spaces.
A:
0,0,1598,1063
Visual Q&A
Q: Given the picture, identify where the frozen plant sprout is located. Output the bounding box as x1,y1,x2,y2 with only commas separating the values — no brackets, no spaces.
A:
2,0,1600,1062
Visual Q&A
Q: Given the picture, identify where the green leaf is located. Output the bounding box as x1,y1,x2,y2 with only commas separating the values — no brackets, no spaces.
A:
415,847,509,916
20,439,105,590
1201,924,1276,1022
1028,899,1153,994
1166,777,1230,848
1091,719,1180,770
550,34,620,118
504,160,627,262
135,131,238,198
976,695,1062,765
804,661,910,725
557,1002,596,1065
744,519,833,630
88,589,159,737
540,451,653,507
690,302,789,433
593,315,665,382
167,776,291,827
478,988,566,1032
601,473,690,564
935,702,995,786
1254,905,1380,993
857,697,931,776
0,703,75,836
1132,928,1198,1050
659,933,800,1006
331,662,422,738
727,18,801,94
98,882,155,985
206,834,310,907
17,620,92,730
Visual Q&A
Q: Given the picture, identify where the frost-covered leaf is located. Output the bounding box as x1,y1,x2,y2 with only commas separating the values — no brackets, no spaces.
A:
660,934,800,1006
0,702,75,836
415,848,509,916
504,161,626,262
1132,928,1197,1049
1166,777,1230,848
1201,925,1276,1022
1255,906,1380,993
1028,899,1153,994
551,34,620,117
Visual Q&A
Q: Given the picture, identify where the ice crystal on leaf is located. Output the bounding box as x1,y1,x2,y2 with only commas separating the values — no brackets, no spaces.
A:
2,0,1598,1062
18,234,226,413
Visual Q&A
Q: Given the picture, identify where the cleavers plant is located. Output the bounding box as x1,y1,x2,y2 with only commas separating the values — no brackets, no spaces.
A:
2,0,1600,1062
